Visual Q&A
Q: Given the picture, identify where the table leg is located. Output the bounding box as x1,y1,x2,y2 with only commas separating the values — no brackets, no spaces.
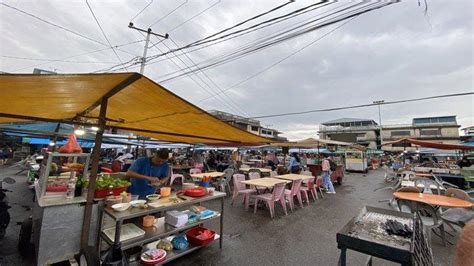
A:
113,220,121,245
220,197,224,249
338,248,346,266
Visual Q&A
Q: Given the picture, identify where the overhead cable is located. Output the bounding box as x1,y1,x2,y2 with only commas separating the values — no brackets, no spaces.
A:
129,0,154,22
85,0,128,71
149,0,188,27
249,92,474,119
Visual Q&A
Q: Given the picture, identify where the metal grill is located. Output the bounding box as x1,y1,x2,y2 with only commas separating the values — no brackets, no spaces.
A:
337,206,434,266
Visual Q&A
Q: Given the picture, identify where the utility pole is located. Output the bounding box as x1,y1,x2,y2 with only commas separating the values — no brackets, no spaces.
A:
128,22,168,74
373,100,385,150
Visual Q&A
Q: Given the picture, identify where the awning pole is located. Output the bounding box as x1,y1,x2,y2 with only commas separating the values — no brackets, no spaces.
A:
80,97,108,250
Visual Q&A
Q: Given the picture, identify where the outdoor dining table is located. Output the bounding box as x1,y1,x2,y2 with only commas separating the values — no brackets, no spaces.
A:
393,192,473,208
240,177,290,189
239,167,272,173
190,171,224,179
275,174,314,181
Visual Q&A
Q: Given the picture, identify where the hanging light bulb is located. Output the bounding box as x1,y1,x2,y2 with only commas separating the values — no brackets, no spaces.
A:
49,141,56,146
90,126,99,131
74,127,85,136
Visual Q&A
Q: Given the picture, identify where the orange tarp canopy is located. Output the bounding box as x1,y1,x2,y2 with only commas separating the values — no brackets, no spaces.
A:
0,73,273,144
383,138,474,151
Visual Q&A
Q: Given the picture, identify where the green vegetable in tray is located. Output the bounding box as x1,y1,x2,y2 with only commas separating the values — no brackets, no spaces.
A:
83,175,131,189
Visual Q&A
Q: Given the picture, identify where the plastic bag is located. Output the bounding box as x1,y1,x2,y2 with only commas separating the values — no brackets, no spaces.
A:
171,235,189,250
59,134,83,153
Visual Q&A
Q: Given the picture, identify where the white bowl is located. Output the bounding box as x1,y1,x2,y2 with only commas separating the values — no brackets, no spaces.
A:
183,183,197,190
112,203,131,212
130,200,147,207
146,194,161,201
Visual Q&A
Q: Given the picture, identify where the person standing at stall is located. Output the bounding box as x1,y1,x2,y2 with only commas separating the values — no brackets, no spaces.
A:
287,153,301,174
322,155,336,194
126,149,170,199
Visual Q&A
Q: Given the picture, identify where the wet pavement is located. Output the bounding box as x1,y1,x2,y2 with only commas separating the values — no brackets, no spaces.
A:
0,165,457,265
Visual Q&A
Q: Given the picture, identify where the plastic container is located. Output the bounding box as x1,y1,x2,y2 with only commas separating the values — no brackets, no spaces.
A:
186,227,216,246
160,187,171,197
94,186,128,198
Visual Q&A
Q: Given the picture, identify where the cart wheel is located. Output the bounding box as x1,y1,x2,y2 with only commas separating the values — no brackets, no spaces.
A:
18,217,34,257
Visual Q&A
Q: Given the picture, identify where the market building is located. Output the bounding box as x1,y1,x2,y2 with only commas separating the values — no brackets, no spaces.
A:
208,110,287,141
318,116,461,151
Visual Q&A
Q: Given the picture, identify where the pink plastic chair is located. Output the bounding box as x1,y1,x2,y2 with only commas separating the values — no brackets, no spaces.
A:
249,172,265,193
285,179,304,211
231,174,255,211
315,176,324,199
170,174,184,186
252,182,288,218
300,177,317,202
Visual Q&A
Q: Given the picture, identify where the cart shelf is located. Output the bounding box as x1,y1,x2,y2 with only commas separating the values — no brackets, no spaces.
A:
101,212,221,250
156,234,220,265
103,191,225,222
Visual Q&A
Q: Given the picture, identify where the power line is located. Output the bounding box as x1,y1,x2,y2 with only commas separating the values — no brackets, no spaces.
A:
11,39,144,72
0,2,106,47
249,92,474,119
85,0,128,71
148,34,247,116
129,0,154,22
145,0,329,63
143,1,340,69
149,0,188,28
155,1,382,83
1,55,118,64
198,16,358,103
187,1,322,48
168,37,251,117
167,0,221,33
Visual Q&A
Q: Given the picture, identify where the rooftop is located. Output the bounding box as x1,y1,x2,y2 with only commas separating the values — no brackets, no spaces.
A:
321,118,378,125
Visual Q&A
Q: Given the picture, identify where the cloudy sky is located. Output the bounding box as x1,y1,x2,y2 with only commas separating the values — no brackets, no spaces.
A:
1,0,472,140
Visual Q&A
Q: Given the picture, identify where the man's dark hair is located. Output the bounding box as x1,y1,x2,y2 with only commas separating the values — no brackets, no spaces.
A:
155,149,170,160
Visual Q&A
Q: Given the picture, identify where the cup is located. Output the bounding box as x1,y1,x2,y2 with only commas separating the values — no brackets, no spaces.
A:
160,187,171,197
131,194,139,201
143,215,156,227
206,187,215,195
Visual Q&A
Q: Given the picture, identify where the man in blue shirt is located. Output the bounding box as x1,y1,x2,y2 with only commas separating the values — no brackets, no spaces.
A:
126,149,170,199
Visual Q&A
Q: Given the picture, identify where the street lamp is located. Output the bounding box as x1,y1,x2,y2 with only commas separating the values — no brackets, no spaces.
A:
373,100,385,149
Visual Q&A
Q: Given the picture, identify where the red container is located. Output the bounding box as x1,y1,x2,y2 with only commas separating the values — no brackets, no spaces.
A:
184,187,206,197
186,227,216,246
94,186,128,198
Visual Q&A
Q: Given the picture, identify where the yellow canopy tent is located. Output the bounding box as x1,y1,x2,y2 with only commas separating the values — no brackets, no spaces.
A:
1,72,274,252
0,73,272,144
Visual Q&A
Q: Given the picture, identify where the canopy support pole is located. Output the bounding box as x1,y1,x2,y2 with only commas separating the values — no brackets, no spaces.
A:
80,97,108,251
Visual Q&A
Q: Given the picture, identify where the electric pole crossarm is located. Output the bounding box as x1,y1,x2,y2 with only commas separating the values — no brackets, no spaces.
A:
128,22,169,74
128,22,169,38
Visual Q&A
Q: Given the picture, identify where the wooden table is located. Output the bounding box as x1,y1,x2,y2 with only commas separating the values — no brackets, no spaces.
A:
240,177,290,188
275,174,314,181
239,167,272,173
393,192,473,208
190,171,224,179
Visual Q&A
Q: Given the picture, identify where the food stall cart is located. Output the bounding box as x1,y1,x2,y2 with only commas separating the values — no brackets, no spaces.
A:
345,149,368,172
32,152,101,265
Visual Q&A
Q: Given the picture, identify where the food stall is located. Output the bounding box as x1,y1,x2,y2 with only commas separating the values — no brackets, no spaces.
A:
1,73,272,265
344,149,368,172
32,151,102,265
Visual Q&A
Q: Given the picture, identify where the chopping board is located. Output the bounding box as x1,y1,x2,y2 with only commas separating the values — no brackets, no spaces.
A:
148,196,185,208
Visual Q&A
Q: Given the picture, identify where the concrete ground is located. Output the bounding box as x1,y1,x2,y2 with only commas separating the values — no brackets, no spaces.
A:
0,166,458,266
